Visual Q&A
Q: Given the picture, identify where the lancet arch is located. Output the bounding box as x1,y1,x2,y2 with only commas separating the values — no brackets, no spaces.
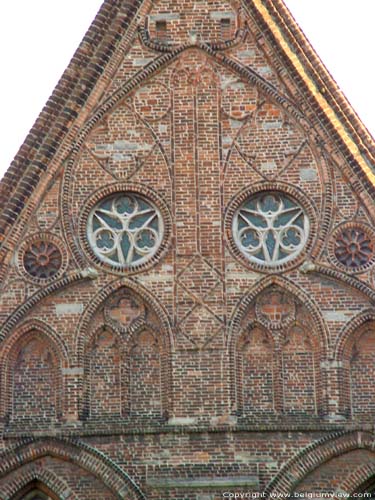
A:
0,467,77,500
0,437,147,500
229,276,328,417
77,278,173,419
0,319,68,423
334,310,375,418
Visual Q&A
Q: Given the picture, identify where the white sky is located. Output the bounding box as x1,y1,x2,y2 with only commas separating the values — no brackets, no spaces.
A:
0,1,374,179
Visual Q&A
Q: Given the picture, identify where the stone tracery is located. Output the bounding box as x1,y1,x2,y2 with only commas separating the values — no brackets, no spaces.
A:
87,192,164,268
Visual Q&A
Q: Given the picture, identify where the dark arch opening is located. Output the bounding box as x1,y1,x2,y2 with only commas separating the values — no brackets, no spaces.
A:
12,481,59,500
353,476,375,499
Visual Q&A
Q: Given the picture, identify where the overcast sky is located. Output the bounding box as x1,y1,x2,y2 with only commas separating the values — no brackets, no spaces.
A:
0,1,374,178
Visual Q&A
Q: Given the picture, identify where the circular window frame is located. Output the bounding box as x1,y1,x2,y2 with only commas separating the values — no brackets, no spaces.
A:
225,182,317,273
16,232,68,285
79,183,172,275
328,221,375,274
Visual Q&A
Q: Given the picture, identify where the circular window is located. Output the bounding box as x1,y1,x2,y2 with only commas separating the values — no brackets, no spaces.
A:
232,191,309,267
86,192,164,268
329,222,375,273
17,233,68,284
23,240,62,279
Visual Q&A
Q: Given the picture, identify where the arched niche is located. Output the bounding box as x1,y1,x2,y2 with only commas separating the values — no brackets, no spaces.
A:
265,431,375,498
81,285,172,420
0,320,67,425
281,323,319,415
0,437,146,500
236,324,275,414
127,327,164,418
86,326,123,418
230,280,326,417
340,320,375,419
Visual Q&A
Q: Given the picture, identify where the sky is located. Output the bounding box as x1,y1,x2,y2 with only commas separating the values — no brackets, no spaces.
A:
0,1,374,179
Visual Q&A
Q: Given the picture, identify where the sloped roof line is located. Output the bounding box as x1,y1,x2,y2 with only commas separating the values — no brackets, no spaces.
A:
268,0,375,156
1,0,375,249
0,0,141,240
248,0,375,181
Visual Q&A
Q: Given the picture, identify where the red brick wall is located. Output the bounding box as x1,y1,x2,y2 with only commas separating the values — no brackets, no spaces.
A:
1,0,375,497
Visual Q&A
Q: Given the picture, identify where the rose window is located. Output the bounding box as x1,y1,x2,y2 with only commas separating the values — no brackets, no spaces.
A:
23,240,62,279
233,192,309,266
87,193,163,268
334,227,375,269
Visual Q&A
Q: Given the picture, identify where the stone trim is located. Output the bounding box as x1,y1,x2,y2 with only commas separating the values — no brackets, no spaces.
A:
78,182,172,276
299,261,375,304
147,475,259,489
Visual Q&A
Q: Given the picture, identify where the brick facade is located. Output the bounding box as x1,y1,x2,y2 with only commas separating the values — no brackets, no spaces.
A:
1,0,375,498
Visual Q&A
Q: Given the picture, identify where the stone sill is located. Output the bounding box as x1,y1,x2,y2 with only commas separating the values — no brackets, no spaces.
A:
1,420,374,439
147,476,259,490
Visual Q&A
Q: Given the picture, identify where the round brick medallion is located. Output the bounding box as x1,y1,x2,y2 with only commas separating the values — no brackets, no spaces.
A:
329,223,375,273
17,233,68,284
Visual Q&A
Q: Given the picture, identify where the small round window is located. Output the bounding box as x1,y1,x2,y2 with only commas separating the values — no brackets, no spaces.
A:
232,192,309,266
87,192,164,268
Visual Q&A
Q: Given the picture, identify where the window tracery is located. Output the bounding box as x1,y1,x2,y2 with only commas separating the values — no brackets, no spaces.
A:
232,192,309,266
87,192,164,268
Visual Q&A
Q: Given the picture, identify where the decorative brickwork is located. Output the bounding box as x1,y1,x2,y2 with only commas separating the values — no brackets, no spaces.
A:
1,0,375,498
0,466,78,500
232,284,325,417
0,320,68,426
16,233,68,285
329,222,375,273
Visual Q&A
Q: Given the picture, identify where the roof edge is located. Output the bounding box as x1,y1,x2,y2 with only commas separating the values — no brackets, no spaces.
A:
248,0,375,185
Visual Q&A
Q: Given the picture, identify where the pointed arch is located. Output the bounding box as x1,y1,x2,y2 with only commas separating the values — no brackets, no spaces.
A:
0,319,69,422
77,278,173,419
334,308,375,361
0,270,97,343
62,43,318,266
334,309,375,418
0,466,78,500
228,275,329,353
0,437,146,500
228,276,328,417
265,431,375,497
334,463,375,499
75,277,173,361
